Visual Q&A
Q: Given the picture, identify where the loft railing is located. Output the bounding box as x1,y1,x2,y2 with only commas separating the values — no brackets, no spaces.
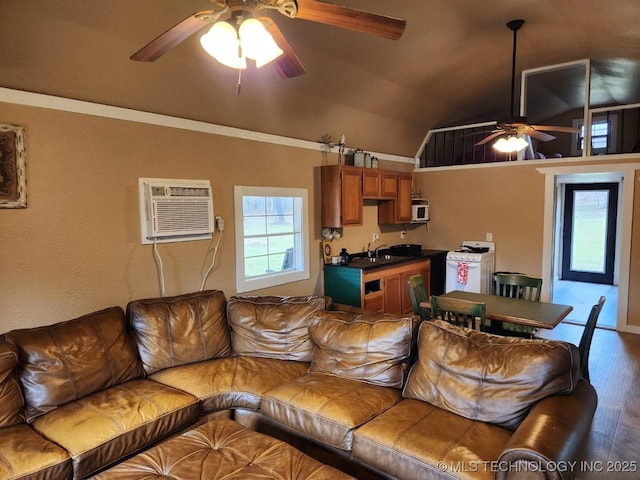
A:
416,104,640,168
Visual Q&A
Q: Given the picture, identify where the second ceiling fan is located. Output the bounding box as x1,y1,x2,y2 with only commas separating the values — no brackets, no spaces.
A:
476,19,579,150
130,0,406,78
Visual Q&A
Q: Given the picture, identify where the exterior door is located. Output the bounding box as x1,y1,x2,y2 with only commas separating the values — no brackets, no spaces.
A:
561,183,618,284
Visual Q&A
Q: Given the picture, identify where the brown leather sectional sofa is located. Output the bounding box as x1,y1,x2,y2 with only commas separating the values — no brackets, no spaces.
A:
0,289,597,480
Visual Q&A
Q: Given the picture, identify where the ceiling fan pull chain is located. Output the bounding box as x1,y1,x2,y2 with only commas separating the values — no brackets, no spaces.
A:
237,68,242,95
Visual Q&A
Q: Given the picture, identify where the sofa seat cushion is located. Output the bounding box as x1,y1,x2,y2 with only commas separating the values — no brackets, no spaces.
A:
261,373,402,451
227,295,327,361
5,306,144,422
32,379,200,479
403,320,580,430
353,399,512,480
150,356,309,413
308,310,418,388
127,290,232,375
0,423,72,480
0,341,23,428
91,417,355,480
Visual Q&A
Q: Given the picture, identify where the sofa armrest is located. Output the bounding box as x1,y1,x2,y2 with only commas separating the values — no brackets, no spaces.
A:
497,379,597,480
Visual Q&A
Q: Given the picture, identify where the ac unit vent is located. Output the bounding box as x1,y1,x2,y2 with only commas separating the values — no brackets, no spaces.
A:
139,178,214,244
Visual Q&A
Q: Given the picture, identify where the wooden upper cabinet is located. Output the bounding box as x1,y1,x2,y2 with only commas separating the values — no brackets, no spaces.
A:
362,170,381,197
396,174,413,223
340,167,363,225
381,174,398,197
378,173,413,224
321,165,362,227
321,165,412,227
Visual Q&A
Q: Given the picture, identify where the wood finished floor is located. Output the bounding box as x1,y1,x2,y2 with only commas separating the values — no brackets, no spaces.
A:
537,322,640,479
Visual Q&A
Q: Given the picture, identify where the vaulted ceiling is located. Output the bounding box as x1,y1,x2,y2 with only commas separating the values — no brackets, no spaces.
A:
2,0,640,158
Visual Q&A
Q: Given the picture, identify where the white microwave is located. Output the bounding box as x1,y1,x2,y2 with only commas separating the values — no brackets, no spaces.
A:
412,203,429,222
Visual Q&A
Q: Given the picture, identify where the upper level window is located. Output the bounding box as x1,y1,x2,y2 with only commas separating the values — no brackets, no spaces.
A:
573,114,618,156
234,186,309,293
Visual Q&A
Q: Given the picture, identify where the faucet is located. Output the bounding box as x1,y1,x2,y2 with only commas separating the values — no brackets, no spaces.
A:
367,243,388,258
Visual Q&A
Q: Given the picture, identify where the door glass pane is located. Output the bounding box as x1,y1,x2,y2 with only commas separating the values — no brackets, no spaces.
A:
570,190,608,273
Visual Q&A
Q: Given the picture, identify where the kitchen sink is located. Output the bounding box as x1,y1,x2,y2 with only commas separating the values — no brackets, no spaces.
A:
346,255,410,268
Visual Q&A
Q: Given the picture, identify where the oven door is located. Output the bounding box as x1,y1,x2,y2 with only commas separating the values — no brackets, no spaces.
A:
445,259,482,293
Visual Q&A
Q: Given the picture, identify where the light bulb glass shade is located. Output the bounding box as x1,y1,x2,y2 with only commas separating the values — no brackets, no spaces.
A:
238,18,283,68
493,135,528,153
200,21,247,69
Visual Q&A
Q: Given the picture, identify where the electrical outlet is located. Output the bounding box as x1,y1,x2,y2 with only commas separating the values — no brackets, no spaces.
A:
486,232,493,241
372,233,379,243
401,231,406,239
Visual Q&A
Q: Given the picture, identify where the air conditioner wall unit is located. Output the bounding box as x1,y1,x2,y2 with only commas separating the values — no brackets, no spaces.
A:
139,178,214,244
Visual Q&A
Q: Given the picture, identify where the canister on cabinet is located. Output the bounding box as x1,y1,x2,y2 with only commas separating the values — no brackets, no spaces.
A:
353,149,365,167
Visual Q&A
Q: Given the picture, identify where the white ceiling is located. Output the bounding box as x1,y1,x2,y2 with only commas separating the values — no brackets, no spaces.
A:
1,0,640,157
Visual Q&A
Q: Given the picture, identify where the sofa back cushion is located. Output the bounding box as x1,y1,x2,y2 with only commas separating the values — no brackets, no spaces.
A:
226,295,326,362
5,307,144,422
308,310,419,388
0,341,24,427
127,290,231,375
403,320,580,430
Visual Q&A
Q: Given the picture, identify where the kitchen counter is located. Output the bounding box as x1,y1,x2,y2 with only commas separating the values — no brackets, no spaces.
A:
323,249,448,313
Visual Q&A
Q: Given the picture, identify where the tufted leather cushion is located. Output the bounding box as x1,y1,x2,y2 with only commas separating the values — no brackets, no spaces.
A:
403,320,580,429
227,295,326,361
92,418,355,480
5,307,144,422
308,310,418,388
0,341,23,428
127,289,232,375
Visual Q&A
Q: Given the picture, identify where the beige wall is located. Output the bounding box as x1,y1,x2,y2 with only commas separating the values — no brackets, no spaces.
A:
0,101,415,332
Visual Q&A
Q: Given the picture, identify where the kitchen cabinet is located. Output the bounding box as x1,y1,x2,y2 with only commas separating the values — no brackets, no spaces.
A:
320,165,412,228
325,258,431,314
321,165,362,227
378,173,413,224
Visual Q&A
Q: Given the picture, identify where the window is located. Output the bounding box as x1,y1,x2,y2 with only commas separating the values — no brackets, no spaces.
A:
572,114,618,156
234,186,309,293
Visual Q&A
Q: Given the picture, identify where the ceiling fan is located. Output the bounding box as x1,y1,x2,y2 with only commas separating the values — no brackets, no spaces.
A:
130,0,406,78
476,19,579,149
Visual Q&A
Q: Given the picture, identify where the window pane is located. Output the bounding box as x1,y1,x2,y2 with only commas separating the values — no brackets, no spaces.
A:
570,190,608,273
244,216,266,236
243,196,266,216
245,255,269,277
245,236,267,258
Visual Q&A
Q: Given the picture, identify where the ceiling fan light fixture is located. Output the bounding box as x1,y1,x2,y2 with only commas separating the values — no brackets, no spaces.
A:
200,21,247,69
493,135,528,153
238,18,284,68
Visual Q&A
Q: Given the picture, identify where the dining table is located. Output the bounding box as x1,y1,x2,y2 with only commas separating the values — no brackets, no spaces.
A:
420,290,573,330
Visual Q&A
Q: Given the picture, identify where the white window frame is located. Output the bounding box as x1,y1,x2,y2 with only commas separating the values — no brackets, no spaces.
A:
234,185,309,293
572,114,618,156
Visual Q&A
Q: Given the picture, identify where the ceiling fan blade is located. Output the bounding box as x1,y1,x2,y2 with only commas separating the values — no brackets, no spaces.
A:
475,131,504,146
260,17,306,78
130,12,213,62
294,0,406,40
522,126,556,142
530,124,580,134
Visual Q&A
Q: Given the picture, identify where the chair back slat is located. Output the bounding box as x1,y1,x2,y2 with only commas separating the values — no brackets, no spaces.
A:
578,296,606,382
430,295,485,330
407,274,430,320
495,274,542,302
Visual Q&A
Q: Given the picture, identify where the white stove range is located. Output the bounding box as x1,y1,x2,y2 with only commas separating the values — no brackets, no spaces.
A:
445,241,495,294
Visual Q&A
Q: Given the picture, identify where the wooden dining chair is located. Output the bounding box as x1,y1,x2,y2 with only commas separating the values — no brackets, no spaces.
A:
407,274,431,320
578,296,606,382
494,273,543,337
430,295,485,331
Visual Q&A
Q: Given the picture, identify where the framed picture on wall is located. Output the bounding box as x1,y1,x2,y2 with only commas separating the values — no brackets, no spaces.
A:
0,123,27,209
